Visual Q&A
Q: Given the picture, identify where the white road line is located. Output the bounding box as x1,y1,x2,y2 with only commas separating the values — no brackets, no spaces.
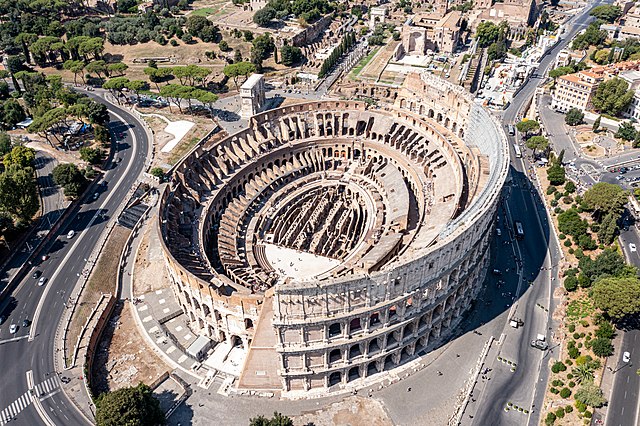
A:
27,370,56,426
29,108,140,342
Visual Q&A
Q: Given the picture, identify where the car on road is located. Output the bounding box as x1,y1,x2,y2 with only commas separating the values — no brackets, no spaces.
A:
66,230,75,239
32,270,42,279
22,319,30,328
93,192,99,201
630,243,637,253
530,339,548,350
38,277,47,286
623,351,631,363
496,228,502,236
492,269,502,275
9,324,17,334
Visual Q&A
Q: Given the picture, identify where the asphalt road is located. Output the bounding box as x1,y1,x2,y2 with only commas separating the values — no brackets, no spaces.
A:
606,225,640,426
0,91,150,426
469,2,605,424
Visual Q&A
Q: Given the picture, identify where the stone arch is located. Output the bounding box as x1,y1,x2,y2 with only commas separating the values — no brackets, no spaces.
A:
368,338,381,354
348,366,360,382
328,371,341,386
367,361,379,377
349,344,362,359
329,348,342,363
350,317,362,333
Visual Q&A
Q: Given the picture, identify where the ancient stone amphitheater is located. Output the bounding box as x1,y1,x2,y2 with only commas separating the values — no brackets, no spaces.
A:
157,72,509,397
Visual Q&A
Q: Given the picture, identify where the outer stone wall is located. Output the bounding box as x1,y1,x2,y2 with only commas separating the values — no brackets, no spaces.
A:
157,72,509,395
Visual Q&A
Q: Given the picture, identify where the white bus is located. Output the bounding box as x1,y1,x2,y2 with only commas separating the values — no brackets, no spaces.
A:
514,221,525,239
513,144,522,158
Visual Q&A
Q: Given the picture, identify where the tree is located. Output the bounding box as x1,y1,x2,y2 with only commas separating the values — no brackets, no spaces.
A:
192,89,219,115
63,60,86,86
515,120,540,136
102,77,130,103
86,60,108,82
598,211,619,244
95,383,165,426
557,209,588,237
593,115,601,132
590,5,622,23
595,321,616,339
223,62,256,91
3,145,35,169
280,45,303,66
85,101,110,126
592,77,635,116
79,147,103,164
547,163,566,185
0,132,11,156
1,99,27,130
126,80,148,104
574,383,607,407
249,412,294,426
549,66,576,79
565,108,584,126
591,337,614,357
584,182,627,217
616,121,637,141
592,276,640,321
579,248,630,282
564,275,579,291
0,165,39,222
107,62,129,77
52,163,87,198
253,7,277,26
476,21,502,47
526,135,549,156
94,125,111,146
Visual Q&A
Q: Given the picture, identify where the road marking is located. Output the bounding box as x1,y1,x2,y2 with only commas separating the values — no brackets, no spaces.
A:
0,390,32,424
26,371,57,426
0,335,29,345
29,108,140,342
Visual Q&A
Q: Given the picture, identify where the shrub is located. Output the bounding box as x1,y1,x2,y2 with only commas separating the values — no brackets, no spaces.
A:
550,387,559,394
565,405,573,413
568,345,580,359
580,320,589,327
552,379,563,387
564,239,573,247
552,361,567,373
545,412,557,425
560,387,571,398
551,199,559,207
564,276,578,291
573,332,581,340
559,233,566,240
575,400,587,412
568,248,575,255
584,410,592,418
568,324,576,332
150,167,165,179
566,359,573,366
567,373,574,379
591,337,614,357
569,381,576,388
547,186,557,195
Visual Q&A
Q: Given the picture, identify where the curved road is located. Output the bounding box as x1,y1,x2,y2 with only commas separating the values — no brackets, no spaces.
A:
0,92,150,426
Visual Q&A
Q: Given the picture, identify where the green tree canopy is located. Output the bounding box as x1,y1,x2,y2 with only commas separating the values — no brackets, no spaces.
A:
3,145,35,168
565,108,585,126
52,163,87,198
592,77,635,116
249,411,294,426
223,62,257,90
583,182,627,216
475,21,508,48
0,164,39,222
253,7,277,27
547,163,566,185
95,383,165,426
616,121,637,141
591,337,614,357
526,135,549,154
592,276,640,321
589,5,622,23
579,247,631,282
515,119,540,135
557,208,589,238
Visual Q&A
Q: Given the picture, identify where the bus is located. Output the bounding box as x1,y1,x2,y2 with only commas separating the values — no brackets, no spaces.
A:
508,124,516,136
513,144,522,158
514,221,525,239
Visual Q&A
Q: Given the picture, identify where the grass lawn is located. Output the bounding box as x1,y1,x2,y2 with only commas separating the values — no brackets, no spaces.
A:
350,47,380,78
191,7,220,16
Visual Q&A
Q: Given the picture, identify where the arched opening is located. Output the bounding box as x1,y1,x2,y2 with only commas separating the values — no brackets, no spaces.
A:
329,349,342,364
400,346,411,362
369,312,380,327
368,339,381,354
350,318,362,333
328,323,341,338
349,344,362,359
383,355,395,371
367,362,379,377
245,318,254,330
328,372,341,386
348,367,360,382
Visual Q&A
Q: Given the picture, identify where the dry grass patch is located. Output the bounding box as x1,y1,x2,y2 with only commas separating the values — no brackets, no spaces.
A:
65,225,131,362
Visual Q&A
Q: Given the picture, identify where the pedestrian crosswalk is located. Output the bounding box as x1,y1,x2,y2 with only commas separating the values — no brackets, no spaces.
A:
0,376,60,425
0,391,32,425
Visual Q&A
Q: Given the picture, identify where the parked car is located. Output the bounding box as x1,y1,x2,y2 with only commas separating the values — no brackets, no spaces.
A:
38,277,47,286
530,339,548,350
623,351,631,363
32,270,42,279
66,230,75,239
630,243,637,253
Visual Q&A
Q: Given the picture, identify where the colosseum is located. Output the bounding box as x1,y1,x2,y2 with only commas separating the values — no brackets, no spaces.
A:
157,72,510,397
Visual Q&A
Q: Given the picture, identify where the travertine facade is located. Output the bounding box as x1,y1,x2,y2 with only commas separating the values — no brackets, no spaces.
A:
158,73,510,396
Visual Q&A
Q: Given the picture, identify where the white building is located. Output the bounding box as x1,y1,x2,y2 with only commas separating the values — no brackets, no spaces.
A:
240,74,266,119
